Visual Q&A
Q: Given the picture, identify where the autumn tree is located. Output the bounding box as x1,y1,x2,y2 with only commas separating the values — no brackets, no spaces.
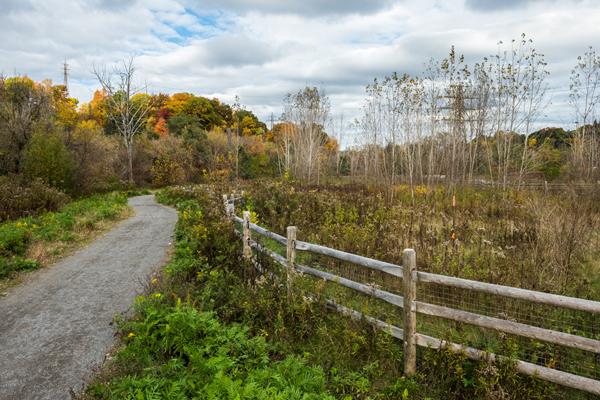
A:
51,84,79,130
0,76,53,174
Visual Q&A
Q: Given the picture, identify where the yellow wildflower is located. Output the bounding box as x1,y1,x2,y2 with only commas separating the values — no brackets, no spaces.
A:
414,185,428,195
151,277,158,285
127,332,135,338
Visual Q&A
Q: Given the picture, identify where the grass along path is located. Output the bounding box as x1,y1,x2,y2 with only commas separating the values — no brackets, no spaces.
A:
82,189,335,400
0,195,177,399
0,192,133,293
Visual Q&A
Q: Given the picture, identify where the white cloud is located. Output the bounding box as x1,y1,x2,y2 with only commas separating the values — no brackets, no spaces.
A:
0,0,598,144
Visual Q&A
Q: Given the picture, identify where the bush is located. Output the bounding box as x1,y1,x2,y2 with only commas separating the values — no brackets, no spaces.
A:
0,256,38,279
89,299,334,399
22,131,74,191
0,222,31,256
149,136,192,187
0,176,69,222
70,120,121,194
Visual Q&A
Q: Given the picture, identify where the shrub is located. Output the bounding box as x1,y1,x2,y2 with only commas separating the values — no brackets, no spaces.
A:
89,299,334,399
0,176,69,222
69,120,121,194
22,131,74,191
150,136,192,187
0,222,31,257
0,257,39,279
150,157,185,187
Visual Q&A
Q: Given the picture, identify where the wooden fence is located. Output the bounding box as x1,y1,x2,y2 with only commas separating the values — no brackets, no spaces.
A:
223,194,600,396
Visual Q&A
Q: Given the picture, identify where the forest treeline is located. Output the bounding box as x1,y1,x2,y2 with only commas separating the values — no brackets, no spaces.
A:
0,75,278,192
348,36,600,189
1,35,600,219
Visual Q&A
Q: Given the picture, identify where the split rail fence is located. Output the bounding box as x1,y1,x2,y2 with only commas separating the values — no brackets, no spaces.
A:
223,194,600,396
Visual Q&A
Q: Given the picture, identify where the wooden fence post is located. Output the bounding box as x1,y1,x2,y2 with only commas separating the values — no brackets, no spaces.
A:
286,226,297,302
243,211,251,259
403,248,417,376
223,194,235,217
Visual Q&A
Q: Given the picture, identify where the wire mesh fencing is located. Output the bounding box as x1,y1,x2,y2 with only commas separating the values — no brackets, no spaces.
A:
225,194,600,396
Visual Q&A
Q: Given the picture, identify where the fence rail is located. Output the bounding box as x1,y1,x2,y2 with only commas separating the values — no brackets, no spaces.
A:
223,194,600,395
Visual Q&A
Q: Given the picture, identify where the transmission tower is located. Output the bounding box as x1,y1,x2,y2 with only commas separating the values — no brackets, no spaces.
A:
63,60,69,93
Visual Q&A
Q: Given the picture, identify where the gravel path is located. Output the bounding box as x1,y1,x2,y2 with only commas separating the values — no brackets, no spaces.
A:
0,195,177,399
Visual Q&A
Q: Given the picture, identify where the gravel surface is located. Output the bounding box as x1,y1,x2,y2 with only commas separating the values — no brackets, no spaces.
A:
0,195,177,399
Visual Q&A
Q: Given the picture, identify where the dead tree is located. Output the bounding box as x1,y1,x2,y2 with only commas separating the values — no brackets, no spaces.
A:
283,87,330,182
570,47,600,180
93,58,151,184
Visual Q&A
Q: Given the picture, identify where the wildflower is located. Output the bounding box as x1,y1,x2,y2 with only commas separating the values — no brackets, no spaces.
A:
151,293,162,299
451,231,457,241
150,277,158,285
127,332,135,338
414,185,428,195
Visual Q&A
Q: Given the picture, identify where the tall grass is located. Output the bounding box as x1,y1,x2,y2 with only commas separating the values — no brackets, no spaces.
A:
241,182,600,299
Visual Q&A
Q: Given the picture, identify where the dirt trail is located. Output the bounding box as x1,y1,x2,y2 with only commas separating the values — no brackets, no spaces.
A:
0,195,177,399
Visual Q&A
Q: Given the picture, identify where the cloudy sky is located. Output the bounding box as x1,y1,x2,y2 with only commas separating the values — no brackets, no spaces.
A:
1,0,598,144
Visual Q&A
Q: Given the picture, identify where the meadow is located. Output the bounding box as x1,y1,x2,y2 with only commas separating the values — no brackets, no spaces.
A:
237,181,600,392
240,181,600,299
83,183,599,399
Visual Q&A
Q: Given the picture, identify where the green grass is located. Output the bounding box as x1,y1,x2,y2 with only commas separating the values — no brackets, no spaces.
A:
0,192,130,280
86,298,333,399
84,189,334,399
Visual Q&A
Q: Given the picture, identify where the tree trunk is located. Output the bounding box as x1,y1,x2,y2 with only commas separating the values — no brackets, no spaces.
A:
127,141,134,185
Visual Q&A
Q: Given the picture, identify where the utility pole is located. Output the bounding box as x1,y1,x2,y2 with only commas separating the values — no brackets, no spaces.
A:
63,60,69,93
438,83,477,185
338,113,344,175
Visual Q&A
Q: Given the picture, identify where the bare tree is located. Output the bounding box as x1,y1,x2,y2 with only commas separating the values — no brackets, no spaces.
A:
516,36,549,187
466,60,493,183
283,87,330,182
423,58,444,185
93,58,151,184
273,121,296,177
570,46,600,180
484,35,548,189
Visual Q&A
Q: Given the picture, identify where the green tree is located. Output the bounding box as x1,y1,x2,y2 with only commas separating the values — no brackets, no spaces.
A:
23,131,74,191
0,76,52,173
536,140,563,181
